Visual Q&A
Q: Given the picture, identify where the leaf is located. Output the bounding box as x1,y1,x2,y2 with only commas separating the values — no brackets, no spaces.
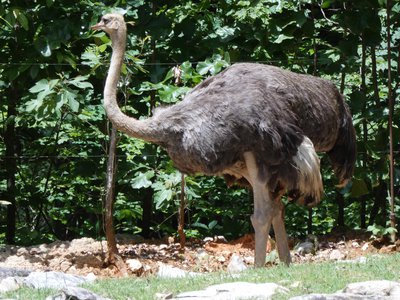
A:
191,222,209,230
131,171,155,189
17,11,29,31
66,92,80,112
215,26,236,42
40,43,52,57
196,61,213,75
208,220,218,230
273,34,293,44
154,189,173,209
81,51,101,67
29,79,50,93
69,76,93,89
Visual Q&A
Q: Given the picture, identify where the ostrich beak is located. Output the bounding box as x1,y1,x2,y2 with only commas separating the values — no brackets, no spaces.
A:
91,22,103,31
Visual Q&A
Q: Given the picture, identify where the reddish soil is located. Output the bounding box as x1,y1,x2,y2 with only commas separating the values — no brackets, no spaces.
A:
0,231,398,278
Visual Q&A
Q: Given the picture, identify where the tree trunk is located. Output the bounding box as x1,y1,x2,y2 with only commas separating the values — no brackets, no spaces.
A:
104,126,127,275
360,35,368,229
386,0,396,242
5,85,18,244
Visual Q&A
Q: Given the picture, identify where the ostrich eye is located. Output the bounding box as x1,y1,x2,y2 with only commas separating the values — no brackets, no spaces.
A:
102,18,110,24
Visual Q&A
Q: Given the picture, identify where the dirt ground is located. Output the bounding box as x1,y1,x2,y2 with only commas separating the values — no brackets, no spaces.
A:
0,230,398,278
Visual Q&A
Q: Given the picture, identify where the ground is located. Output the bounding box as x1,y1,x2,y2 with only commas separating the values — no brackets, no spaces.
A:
0,231,398,278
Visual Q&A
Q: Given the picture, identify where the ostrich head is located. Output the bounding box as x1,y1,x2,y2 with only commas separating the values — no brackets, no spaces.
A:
91,14,126,35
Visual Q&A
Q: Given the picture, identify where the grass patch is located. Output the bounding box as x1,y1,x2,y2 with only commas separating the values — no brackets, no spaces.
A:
6,253,400,300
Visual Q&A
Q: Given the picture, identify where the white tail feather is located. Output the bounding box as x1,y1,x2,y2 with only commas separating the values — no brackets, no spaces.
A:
292,137,323,203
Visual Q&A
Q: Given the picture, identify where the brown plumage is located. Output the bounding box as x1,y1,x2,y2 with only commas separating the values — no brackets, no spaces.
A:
92,13,356,267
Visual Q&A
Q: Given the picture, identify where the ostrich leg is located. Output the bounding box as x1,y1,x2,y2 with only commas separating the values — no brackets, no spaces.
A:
244,152,273,267
272,200,291,265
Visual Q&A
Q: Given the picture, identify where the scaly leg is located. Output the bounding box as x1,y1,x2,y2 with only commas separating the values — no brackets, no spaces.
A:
244,152,273,267
272,199,291,265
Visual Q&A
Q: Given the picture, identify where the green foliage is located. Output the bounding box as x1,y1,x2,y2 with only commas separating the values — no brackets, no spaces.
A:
367,223,398,239
0,0,399,245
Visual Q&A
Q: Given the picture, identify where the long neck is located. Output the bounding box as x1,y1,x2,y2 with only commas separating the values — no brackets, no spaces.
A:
104,27,159,143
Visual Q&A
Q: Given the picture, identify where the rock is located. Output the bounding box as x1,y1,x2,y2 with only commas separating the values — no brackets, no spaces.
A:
214,236,227,243
361,243,369,251
217,255,226,263
174,282,288,299
0,277,22,293
24,271,91,289
343,280,400,298
126,259,143,273
329,249,345,261
159,244,169,250
157,264,187,279
203,237,213,243
0,267,31,279
295,242,315,256
227,254,247,273
289,280,400,300
16,247,29,256
243,256,254,265
86,272,97,282
155,292,174,300
289,292,370,299
47,286,111,300
339,257,367,264
59,260,72,272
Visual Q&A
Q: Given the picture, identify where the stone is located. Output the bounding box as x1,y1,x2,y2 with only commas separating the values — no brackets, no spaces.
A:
289,292,373,299
47,286,111,300
174,282,288,300
155,292,174,300
217,255,226,263
203,237,213,243
295,242,315,255
86,272,97,282
289,280,400,300
126,259,143,273
227,254,247,273
339,257,367,264
24,271,91,289
214,236,228,243
343,280,400,298
0,277,22,293
329,249,345,261
16,247,29,256
0,267,31,280
157,264,187,279
361,243,369,251
243,256,254,265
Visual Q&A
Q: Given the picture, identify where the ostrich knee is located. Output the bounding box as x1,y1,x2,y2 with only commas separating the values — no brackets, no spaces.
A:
251,210,272,267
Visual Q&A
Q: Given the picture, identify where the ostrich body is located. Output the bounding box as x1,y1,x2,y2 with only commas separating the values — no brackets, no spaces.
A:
92,14,356,267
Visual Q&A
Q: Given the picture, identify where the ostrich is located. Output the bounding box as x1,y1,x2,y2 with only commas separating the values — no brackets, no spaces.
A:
92,14,356,267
